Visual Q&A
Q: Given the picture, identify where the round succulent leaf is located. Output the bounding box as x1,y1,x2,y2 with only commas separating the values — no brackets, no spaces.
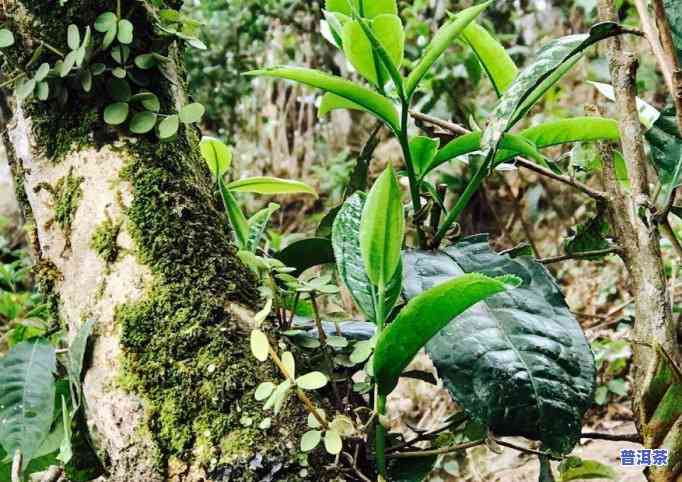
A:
323,429,343,455
0,29,14,48
281,351,296,379
300,430,322,452
107,78,131,101
102,27,117,49
254,382,276,401
112,67,127,79
103,102,129,125
130,91,160,112
178,102,205,123
129,111,158,134
349,340,373,364
329,415,355,437
250,329,270,362
34,63,50,82
15,78,36,100
117,19,134,44
158,114,180,139
134,53,157,69
296,371,328,390
36,81,49,101
67,24,80,51
326,335,348,348
307,410,326,429
94,12,117,33
91,63,106,76
60,51,77,77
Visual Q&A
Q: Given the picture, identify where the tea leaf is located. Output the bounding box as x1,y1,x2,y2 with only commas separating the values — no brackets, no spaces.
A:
374,272,517,396
461,22,518,96
200,137,232,177
226,177,318,197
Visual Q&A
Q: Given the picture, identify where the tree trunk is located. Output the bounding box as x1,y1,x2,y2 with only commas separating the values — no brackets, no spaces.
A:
2,2,313,480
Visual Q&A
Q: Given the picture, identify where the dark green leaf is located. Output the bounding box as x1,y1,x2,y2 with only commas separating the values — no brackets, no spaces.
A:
103,102,129,125
275,238,335,276
107,78,131,102
0,340,57,465
332,193,402,322
67,319,95,408
407,235,596,454
482,22,624,153
134,53,157,69
94,12,117,33
387,456,437,482
129,111,158,134
247,67,400,133
664,0,682,64
374,272,517,396
645,112,682,207
130,92,160,112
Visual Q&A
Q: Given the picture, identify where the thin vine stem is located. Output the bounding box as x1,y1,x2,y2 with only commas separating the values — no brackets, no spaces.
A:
398,103,427,248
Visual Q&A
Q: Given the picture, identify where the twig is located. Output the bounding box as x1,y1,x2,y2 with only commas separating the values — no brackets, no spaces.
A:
40,466,63,482
537,247,622,264
581,431,642,443
494,439,562,461
586,297,634,331
11,450,21,482
410,111,607,200
341,451,372,482
634,0,675,94
386,439,484,459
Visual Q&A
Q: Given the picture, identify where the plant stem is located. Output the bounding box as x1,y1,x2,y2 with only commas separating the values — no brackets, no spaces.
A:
310,292,341,408
432,155,490,248
386,439,484,458
537,247,622,264
398,104,427,248
41,41,65,58
373,286,387,476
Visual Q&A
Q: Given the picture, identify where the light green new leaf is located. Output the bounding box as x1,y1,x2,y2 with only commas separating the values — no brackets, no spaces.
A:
67,24,80,51
282,351,296,379
483,22,623,153
255,382,276,401
461,22,518,96
406,1,491,98
15,78,36,100
34,63,50,83
250,329,270,362
374,273,519,396
325,0,397,18
103,102,129,125
247,203,280,252
0,29,14,48
359,165,404,288
0,340,57,466
343,15,404,89
247,67,400,133
430,117,620,175
324,429,343,455
94,12,117,33
200,137,233,178
410,136,440,177
179,103,205,124
158,115,180,139
296,371,328,390
226,177,318,197
558,457,616,481
219,181,249,249
318,92,366,117
301,430,322,451
129,111,158,134
117,19,134,44
56,396,72,464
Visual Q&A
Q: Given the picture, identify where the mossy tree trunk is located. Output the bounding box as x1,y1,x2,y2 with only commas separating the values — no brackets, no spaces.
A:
2,2,313,480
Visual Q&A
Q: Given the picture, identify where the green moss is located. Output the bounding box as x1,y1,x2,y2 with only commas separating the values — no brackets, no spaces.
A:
33,259,62,324
34,167,84,248
115,132,315,480
90,214,122,264
28,104,101,162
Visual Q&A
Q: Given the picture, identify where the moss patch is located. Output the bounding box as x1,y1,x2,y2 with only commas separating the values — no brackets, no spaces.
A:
34,167,84,249
90,214,122,264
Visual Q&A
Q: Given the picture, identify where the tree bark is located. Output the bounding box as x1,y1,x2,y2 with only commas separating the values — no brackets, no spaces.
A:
598,1,682,480
2,2,314,480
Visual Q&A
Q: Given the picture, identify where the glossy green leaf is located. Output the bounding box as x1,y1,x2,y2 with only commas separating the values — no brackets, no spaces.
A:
250,329,270,362
374,272,517,396
343,15,404,88
226,177,317,197
117,19,134,44
296,371,328,390
332,193,403,322
129,111,157,134
461,22,518,96
483,22,623,152
325,0,397,18
247,67,400,133
247,203,279,252
558,457,617,481
0,29,14,48
178,102,205,124
103,102,129,125
275,238,335,276
301,430,322,452
220,181,249,249
318,92,365,117
94,12,117,33
359,165,404,288
410,136,440,177
67,24,80,51
431,117,620,174
0,340,56,465
406,1,490,98
130,92,160,112
158,114,180,139
406,235,596,454
200,137,232,178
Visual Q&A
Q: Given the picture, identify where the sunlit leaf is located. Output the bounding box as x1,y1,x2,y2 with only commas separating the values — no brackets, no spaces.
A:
0,29,15,48
117,19,134,44
226,177,317,197
255,382,276,401
200,137,232,177
461,22,518,96
250,329,270,362
103,102,129,125
296,371,328,390
94,12,117,33
410,136,440,177
324,429,342,455
301,430,322,452
67,24,80,51
178,102,205,124
158,114,180,139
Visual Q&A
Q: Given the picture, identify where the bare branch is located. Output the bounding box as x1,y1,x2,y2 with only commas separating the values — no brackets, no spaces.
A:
538,247,622,264
581,431,642,443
